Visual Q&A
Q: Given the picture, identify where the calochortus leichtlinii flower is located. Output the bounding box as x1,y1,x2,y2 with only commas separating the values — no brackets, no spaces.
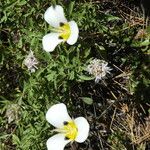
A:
24,50,38,73
87,58,112,83
46,103,90,150
42,5,79,52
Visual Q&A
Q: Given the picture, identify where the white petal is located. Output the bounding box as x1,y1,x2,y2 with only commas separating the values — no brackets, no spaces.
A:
67,21,79,45
47,133,71,150
46,103,72,128
44,5,67,28
42,33,63,52
74,117,90,143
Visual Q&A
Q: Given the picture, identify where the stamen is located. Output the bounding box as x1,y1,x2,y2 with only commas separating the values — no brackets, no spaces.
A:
63,121,78,140
58,23,71,40
51,23,71,40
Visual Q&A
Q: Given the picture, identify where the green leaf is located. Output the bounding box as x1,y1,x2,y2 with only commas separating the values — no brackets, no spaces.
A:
12,134,20,145
36,68,45,78
95,44,105,51
140,39,150,47
68,1,75,17
78,75,95,81
81,97,93,105
106,14,121,22
46,71,57,81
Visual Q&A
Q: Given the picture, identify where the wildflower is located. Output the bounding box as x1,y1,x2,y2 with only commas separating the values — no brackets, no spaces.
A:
46,103,90,150
42,5,79,52
24,50,38,73
87,58,111,83
6,104,20,123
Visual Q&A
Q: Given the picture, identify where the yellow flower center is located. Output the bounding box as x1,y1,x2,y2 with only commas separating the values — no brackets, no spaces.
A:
63,121,78,140
58,23,71,41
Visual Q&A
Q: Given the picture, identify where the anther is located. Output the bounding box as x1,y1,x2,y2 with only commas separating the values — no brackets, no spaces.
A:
58,36,63,39
64,136,70,140
63,121,69,125
60,22,65,27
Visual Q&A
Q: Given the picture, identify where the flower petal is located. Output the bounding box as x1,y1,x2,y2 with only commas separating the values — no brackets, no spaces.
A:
47,133,71,150
42,33,63,52
67,21,79,45
46,103,72,128
44,5,67,28
74,117,90,143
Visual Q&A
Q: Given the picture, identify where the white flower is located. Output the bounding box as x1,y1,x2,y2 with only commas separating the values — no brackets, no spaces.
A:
24,51,38,73
42,5,79,52
46,103,90,150
87,58,112,83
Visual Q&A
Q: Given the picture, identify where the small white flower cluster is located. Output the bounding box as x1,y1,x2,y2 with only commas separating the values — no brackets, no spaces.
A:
87,58,112,83
24,51,38,73
5,104,20,123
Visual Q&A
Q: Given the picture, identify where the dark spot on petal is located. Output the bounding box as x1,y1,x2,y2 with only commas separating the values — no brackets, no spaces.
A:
60,22,65,27
58,36,63,39
65,136,70,140
63,121,69,125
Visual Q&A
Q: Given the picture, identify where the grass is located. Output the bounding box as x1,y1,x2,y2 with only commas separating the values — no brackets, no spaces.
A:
0,0,150,150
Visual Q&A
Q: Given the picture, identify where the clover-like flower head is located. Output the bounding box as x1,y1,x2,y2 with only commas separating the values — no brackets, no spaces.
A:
42,5,79,52
24,50,38,73
87,58,112,83
46,103,90,150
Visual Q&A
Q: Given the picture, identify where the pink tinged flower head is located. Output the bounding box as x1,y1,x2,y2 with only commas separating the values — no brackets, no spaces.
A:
46,103,90,150
87,58,112,83
24,50,38,73
42,5,79,52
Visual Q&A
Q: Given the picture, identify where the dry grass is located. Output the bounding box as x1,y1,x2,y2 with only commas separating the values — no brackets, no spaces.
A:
110,103,150,149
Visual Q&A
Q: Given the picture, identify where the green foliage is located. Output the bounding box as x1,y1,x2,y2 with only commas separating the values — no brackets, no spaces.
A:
107,130,127,150
0,0,149,149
